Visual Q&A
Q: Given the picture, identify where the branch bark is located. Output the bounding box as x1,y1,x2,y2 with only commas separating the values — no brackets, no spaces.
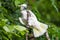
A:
26,30,29,40
56,35,58,40
45,31,50,40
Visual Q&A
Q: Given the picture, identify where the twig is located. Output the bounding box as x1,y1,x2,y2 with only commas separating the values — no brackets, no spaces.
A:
45,31,50,40
26,30,29,40
29,33,35,40
56,36,58,40
56,37,58,40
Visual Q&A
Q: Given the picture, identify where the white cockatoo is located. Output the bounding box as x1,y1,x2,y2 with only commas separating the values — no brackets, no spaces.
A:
19,4,48,37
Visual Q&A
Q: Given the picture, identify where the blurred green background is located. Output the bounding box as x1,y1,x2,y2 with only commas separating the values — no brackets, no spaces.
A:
0,0,60,40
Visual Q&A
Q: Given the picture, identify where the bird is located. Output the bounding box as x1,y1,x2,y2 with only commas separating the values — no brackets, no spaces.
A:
19,4,48,37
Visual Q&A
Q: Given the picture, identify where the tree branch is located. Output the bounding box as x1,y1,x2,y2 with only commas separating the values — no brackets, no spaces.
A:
45,31,50,40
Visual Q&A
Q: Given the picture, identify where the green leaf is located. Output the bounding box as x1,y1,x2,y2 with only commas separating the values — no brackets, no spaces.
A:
8,25,15,32
14,25,26,31
15,0,25,6
3,26,10,32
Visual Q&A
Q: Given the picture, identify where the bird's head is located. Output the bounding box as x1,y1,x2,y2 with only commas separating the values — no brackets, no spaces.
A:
20,4,27,10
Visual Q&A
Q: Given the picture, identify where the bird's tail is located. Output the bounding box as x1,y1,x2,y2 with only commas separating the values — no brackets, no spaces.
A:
33,22,48,37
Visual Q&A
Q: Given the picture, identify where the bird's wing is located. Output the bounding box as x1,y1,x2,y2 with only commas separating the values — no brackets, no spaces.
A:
28,10,37,19
33,22,48,37
40,22,48,30
19,17,25,25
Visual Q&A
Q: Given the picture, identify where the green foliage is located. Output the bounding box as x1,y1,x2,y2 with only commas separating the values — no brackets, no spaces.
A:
0,0,27,40
0,0,60,40
15,0,25,6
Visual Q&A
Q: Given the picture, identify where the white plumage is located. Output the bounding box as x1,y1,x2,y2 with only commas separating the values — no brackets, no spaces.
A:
19,4,48,37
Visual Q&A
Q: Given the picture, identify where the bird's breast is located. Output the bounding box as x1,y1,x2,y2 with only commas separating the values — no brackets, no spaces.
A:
21,10,27,20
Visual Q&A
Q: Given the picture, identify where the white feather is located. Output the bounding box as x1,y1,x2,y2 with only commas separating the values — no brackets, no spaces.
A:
19,17,25,25
33,22,48,37
19,4,48,37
